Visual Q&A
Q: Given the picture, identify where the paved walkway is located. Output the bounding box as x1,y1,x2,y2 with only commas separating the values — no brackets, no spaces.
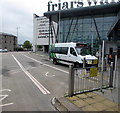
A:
52,92,120,112
66,92,119,112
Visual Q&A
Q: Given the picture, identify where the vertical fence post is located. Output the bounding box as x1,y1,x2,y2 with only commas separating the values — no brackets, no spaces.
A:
98,45,102,72
83,58,86,68
68,64,74,97
113,54,117,88
100,40,105,91
109,62,114,87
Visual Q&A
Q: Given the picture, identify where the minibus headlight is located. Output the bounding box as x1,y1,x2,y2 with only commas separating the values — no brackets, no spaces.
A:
87,60,92,64
93,59,98,64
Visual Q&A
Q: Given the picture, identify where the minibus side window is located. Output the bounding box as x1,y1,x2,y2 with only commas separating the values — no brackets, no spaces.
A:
61,47,68,55
70,48,77,56
52,47,68,55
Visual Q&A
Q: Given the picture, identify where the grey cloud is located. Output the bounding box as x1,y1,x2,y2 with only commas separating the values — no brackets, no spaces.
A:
2,1,33,44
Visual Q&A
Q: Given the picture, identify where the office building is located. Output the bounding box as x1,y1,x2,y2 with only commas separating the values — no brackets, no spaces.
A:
0,32,17,51
33,14,56,52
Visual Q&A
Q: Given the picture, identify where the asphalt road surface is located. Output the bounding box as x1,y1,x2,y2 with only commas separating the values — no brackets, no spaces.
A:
1,52,69,111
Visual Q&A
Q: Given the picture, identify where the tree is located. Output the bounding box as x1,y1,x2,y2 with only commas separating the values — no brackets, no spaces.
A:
22,40,32,50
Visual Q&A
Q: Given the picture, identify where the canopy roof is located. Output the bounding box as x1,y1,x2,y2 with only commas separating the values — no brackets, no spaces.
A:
44,2,120,18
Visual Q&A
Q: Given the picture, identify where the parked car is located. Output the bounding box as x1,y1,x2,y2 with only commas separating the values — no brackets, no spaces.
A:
0,49,8,52
4,49,8,52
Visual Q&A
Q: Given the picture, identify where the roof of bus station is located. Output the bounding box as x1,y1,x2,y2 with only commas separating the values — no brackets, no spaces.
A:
44,2,120,18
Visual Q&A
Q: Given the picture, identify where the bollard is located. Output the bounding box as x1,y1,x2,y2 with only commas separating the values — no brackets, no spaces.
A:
68,64,74,97
109,62,114,87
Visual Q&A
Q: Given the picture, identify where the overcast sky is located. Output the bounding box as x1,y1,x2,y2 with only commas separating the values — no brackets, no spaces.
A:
1,0,118,44
1,0,52,44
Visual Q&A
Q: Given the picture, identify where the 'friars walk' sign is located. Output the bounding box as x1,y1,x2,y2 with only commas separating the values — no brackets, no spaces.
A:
48,0,120,11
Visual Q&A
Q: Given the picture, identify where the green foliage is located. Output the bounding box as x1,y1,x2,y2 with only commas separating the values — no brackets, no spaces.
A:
37,45,42,49
15,47,24,51
22,40,32,49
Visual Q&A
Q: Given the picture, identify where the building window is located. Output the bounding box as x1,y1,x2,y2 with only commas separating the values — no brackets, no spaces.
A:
59,14,116,52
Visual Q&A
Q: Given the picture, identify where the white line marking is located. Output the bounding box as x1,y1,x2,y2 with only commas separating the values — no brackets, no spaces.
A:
45,72,49,76
0,95,8,101
45,72,55,77
10,67,36,75
0,103,14,107
23,55,69,74
0,94,14,107
0,89,11,92
12,55,50,95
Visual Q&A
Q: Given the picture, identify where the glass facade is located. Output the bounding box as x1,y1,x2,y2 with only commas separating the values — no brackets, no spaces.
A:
58,14,116,51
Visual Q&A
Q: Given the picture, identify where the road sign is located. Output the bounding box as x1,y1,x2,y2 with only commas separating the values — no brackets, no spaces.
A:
90,67,98,77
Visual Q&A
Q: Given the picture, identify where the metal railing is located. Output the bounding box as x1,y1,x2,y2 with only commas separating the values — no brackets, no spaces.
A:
68,63,114,97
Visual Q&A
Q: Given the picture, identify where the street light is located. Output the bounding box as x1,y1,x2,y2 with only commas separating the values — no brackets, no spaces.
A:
16,27,20,51
16,27,20,44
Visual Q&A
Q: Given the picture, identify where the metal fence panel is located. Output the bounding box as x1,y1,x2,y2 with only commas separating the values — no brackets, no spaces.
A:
73,66,111,95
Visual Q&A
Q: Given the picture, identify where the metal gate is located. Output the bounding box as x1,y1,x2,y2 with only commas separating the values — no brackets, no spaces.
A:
68,63,114,97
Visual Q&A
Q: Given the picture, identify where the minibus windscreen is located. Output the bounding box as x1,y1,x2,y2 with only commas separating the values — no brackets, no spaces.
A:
76,47,90,55
75,48,82,55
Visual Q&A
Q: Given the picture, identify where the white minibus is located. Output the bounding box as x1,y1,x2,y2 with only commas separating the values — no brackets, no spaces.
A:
50,42,98,67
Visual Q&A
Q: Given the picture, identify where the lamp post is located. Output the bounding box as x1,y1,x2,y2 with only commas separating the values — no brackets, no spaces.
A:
16,27,20,51
58,0,61,43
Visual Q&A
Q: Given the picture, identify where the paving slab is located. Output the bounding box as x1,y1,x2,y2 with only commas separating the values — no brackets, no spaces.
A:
52,92,120,112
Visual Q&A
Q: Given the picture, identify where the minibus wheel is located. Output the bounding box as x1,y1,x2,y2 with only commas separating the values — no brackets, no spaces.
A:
53,59,57,65
74,62,80,68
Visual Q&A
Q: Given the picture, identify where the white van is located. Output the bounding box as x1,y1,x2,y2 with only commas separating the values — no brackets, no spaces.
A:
50,42,98,67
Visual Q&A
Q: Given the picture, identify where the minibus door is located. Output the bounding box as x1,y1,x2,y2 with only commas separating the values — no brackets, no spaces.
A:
68,47,77,63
